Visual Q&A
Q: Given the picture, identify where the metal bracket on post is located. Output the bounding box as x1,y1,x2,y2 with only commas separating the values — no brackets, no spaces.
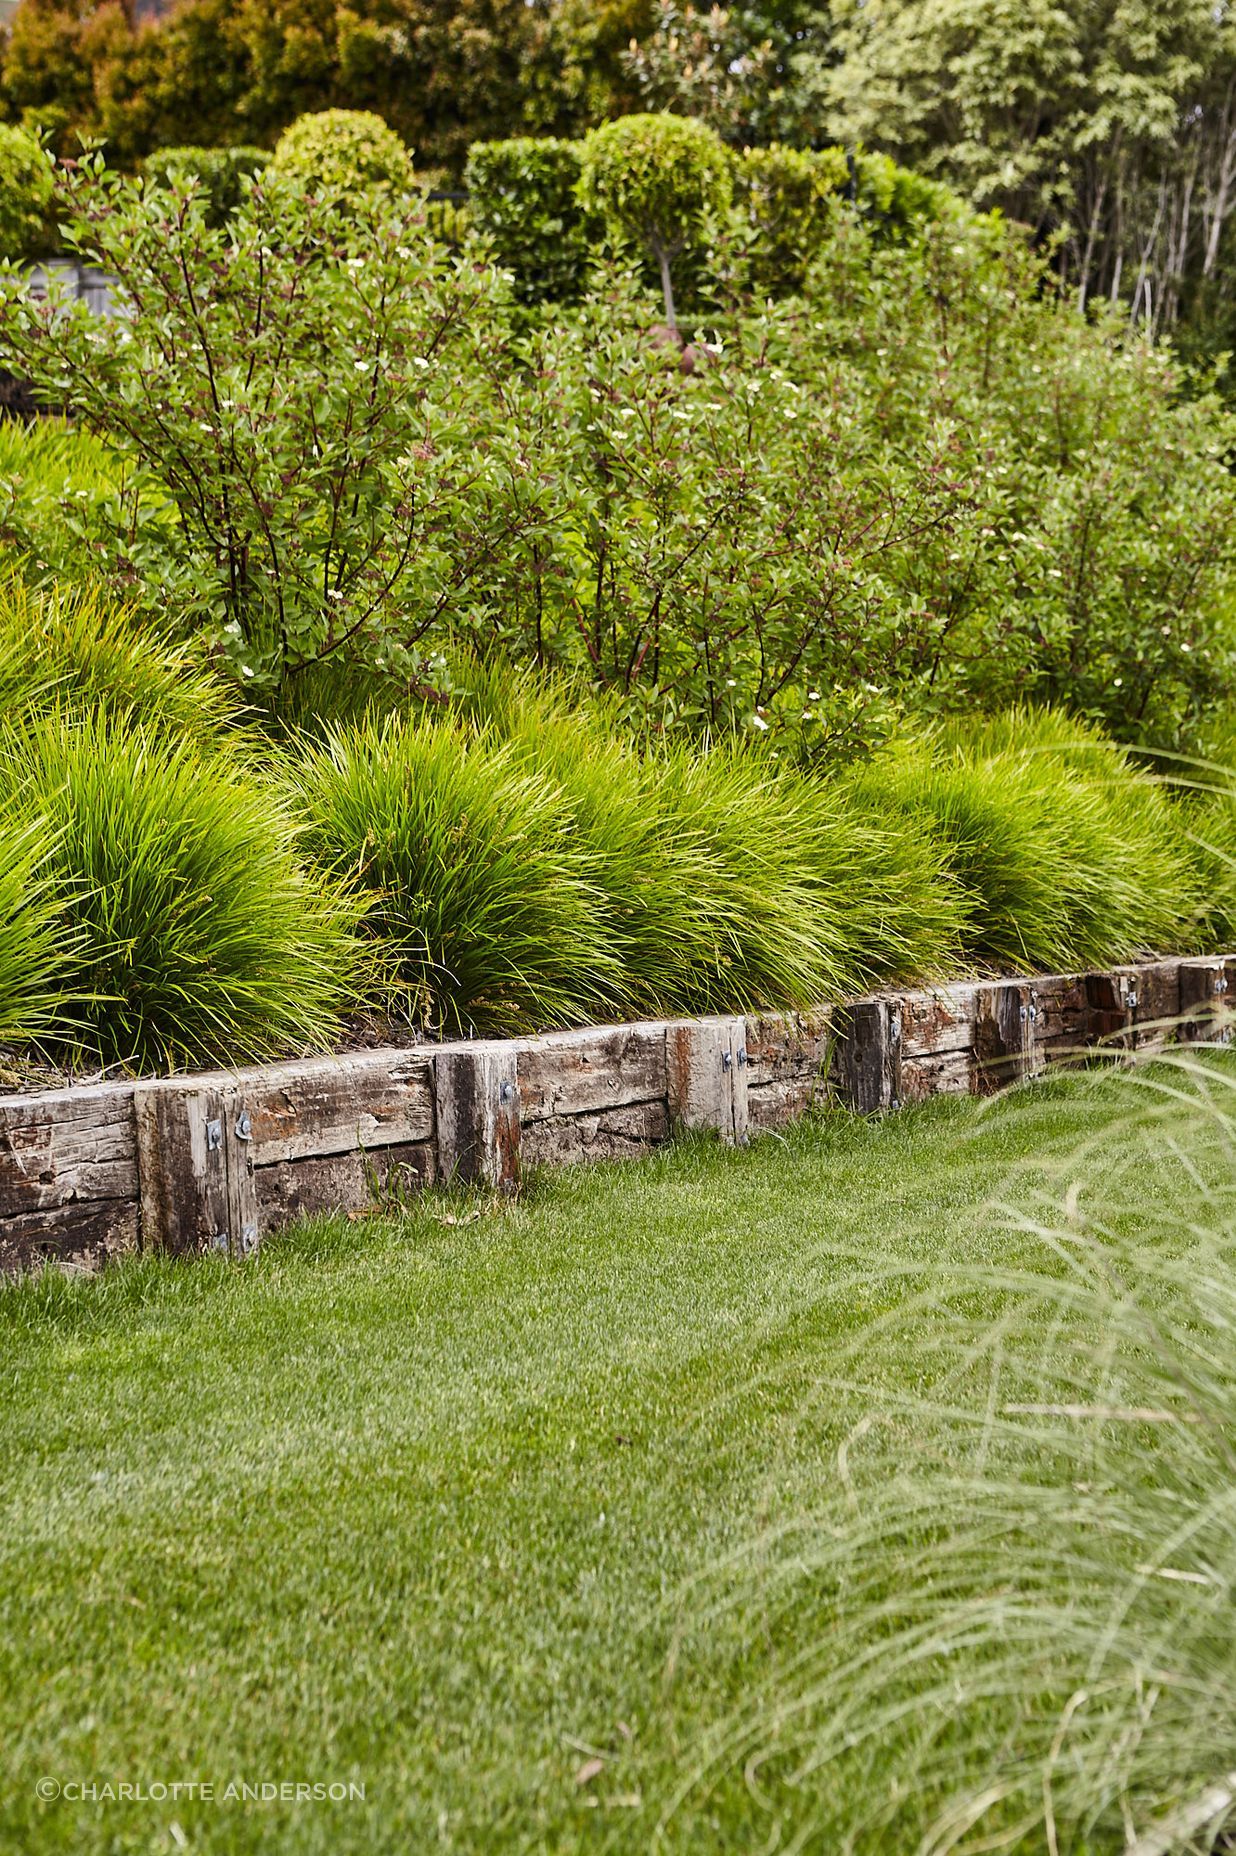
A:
666,1017,748,1144
134,1080,258,1257
433,1044,522,1191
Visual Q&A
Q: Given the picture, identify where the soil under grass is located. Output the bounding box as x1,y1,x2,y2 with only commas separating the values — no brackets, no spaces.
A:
0,1069,1232,1855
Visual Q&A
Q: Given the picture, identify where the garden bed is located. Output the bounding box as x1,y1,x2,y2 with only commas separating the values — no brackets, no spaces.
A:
1,952,1229,1275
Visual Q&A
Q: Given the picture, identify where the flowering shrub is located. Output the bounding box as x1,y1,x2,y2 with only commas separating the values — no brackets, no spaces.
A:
1,155,1233,750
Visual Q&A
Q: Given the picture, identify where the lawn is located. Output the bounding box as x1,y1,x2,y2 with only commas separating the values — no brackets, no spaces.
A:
1,1064,1234,1854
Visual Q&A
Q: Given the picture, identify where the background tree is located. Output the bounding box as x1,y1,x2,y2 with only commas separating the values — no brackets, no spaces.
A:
0,122,52,256
828,0,1236,333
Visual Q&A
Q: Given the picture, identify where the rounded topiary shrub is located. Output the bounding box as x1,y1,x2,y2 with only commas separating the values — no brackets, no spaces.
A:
270,110,414,201
578,112,732,330
0,124,53,260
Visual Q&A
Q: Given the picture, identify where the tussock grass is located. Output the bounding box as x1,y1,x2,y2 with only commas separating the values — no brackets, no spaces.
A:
668,1049,1236,1852
1,710,364,1067
0,578,238,744
0,807,75,1047
453,661,966,1008
848,707,1203,970
291,711,628,1035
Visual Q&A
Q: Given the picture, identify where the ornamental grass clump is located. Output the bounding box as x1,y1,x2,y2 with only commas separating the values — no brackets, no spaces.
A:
457,662,965,1007
0,711,364,1069
848,708,1201,971
670,1051,1236,1851
0,808,76,1049
292,713,628,1036
0,579,237,745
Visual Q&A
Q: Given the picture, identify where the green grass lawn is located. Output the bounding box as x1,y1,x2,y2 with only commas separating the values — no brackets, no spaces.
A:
1,1065,1233,1855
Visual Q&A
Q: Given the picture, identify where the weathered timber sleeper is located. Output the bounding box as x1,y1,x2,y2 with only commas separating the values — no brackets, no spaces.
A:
2,954,1232,1274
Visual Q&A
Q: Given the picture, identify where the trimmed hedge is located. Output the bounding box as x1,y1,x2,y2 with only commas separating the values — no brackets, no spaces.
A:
464,137,595,306
270,110,414,201
144,145,270,224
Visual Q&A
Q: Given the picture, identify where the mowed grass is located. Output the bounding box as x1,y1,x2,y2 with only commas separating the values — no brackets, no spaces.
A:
0,1067,1232,1855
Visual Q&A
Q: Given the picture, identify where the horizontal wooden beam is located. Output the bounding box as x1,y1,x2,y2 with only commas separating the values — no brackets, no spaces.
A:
2,952,1234,1273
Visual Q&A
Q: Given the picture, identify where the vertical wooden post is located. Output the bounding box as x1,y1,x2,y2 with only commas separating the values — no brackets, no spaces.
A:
666,1016,748,1143
1180,957,1231,1043
831,999,901,1113
974,982,1036,1093
134,1081,259,1257
433,1044,522,1191
1084,970,1137,1056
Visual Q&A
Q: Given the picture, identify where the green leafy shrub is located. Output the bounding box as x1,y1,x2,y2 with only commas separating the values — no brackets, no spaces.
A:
0,156,509,701
143,145,270,224
731,143,847,296
292,714,629,1036
1,711,364,1068
578,112,732,330
0,123,52,259
269,109,414,201
464,137,595,306
3,157,1232,756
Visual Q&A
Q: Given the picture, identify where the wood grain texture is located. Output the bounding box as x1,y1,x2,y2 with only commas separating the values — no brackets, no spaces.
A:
1179,957,1230,1042
0,1197,138,1274
899,1047,974,1103
898,984,979,1058
831,998,900,1112
134,1081,259,1258
4,953,1235,1274
256,1142,434,1226
522,1101,671,1167
974,982,1035,1093
0,1083,135,1218
434,1043,521,1190
516,1024,668,1122
237,1051,434,1164
666,1016,748,1143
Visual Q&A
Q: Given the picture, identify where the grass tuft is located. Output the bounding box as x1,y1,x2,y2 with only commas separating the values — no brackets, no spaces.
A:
0,709,365,1068
0,577,239,744
291,710,629,1035
845,707,1203,970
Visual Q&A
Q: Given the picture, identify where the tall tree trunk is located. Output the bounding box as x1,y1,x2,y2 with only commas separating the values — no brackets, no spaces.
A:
655,238,677,334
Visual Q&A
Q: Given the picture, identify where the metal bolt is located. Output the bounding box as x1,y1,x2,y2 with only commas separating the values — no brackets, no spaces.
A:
737,1046,748,1067
1125,991,1138,1011
498,1080,516,1108
210,1226,228,1252
722,1049,733,1071
1029,1003,1038,1022
234,1109,252,1142
206,1119,223,1152
240,1224,259,1256
1019,1004,1028,1023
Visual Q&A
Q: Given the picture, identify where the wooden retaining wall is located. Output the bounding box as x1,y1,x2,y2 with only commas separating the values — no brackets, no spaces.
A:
2,953,1232,1275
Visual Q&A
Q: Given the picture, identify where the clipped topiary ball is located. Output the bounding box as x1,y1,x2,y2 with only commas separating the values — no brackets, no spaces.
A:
578,112,732,329
270,109,415,202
